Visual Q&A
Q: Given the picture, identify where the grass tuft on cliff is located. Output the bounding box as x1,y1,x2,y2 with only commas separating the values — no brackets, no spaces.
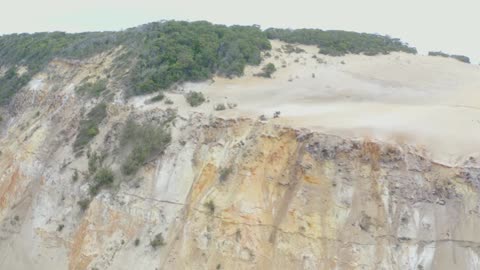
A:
73,103,107,151
120,119,171,175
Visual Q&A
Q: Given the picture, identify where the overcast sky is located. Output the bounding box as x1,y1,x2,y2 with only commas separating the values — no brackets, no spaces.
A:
1,0,479,63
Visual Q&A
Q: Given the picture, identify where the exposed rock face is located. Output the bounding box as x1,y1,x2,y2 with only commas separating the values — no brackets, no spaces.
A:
0,50,480,270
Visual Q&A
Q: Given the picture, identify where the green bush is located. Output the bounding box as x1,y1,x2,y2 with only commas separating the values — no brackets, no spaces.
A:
89,167,114,196
150,233,165,249
120,119,171,175
76,79,108,97
219,167,232,182
78,198,91,211
185,91,205,107
204,200,215,214
72,170,79,182
256,63,276,78
88,152,99,174
214,104,226,111
149,93,165,102
73,103,107,151
282,44,305,54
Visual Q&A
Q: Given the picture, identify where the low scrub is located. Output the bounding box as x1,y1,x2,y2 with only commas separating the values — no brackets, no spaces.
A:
78,198,91,211
204,200,215,214
214,104,226,111
120,119,171,175
282,44,305,54
149,93,165,102
150,233,165,249
219,167,232,182
256,63,276,78
76,79,108,97
89,167,114,196
185,91,205,107
73,103,107,151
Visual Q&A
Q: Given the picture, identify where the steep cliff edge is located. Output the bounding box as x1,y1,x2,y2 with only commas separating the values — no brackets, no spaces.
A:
1,41,480,270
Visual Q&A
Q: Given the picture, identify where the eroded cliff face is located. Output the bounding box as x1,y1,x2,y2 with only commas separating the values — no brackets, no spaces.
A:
1,50,480,270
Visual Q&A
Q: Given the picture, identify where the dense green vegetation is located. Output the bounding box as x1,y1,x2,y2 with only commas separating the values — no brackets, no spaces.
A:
428,51,470,63
128,21,271,95
120,119,171,175
73,103,107,151
265,28,417,56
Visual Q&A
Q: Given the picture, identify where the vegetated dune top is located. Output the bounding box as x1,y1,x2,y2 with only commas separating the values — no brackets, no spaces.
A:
172,40,480,165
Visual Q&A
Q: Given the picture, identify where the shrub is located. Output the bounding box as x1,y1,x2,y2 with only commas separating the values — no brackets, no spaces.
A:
185,91,205,107
89,167,114,196
451,55,470,64
120,119,171,175
150,233,165,249
73,103,107,151
76,79,108,97
57,224,65,232
204,200,215,214
214,104,226,111
72,170,79,182
256,63,276,78
219,167,232,182
164,98,174,105
134,238,140,246
149,93,165,102
282,44,305,54
428,51,449,57
88,152,99,174
78,198,91,211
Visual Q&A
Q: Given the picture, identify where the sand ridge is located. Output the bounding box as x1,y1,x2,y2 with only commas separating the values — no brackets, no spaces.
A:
132,40,480,165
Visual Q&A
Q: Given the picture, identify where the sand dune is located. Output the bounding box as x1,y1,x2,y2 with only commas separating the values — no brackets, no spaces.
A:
137,40,480,165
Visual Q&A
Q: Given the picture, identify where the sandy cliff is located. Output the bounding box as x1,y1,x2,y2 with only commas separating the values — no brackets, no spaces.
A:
0,41,479,270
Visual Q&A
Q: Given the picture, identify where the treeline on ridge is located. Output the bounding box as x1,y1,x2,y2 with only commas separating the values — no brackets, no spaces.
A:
0,20,419,104
265,28,417,56
428,51,470,64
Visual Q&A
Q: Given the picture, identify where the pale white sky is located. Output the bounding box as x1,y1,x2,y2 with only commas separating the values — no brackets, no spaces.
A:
1,0,479,63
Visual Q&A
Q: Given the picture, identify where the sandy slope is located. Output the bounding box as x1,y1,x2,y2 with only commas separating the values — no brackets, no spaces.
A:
146,40,480,165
